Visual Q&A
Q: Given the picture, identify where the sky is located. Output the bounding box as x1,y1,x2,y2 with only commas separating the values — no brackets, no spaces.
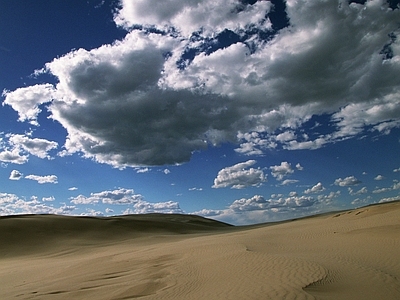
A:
0,0,400,225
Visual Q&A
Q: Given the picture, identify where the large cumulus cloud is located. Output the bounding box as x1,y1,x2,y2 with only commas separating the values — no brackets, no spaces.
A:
2,0,400,167
5,32,241,166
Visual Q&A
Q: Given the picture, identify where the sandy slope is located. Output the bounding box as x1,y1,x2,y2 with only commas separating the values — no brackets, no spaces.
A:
0,201,399,299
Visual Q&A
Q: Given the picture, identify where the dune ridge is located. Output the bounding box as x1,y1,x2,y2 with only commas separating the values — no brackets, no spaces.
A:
1,201,399,299
0,213,232,257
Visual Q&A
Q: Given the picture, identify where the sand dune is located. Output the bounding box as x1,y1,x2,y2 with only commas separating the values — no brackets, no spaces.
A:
1,201,399,299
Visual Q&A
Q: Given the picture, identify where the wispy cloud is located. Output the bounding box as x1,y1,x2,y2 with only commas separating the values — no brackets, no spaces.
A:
304,182,325,194
348,187,368,196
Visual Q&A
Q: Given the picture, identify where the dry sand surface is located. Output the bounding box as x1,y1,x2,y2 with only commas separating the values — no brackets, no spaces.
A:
1,201,400,299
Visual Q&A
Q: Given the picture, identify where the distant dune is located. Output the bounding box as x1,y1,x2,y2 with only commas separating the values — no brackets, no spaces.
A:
1,201,399,299
0,213,232,257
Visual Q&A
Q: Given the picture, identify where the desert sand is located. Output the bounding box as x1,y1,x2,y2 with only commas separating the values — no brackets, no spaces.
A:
0,201,399,299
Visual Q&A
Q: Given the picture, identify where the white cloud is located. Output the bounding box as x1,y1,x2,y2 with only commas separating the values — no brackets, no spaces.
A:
68,187,78,191
229,195,271,212
81,208,104,217
228,194,317,213
25,174,58,184
271,193,283,199
372,187,391,194
235,132,273,155
114,0,272,36
275,131,296,142
374,174,385,180
3,0,400,166
212,160,266,189
9,169,23,180
194,192,335,225
317,191,340,204
70,188,183,214
348,186,368,196
0,192,20,204
124,200,182,214
351,196,371,206
281,179,299,186
189,187,203,191
304,182,325,194
284,195,316,208
0,192,75,216
394,181,400,190
8,134,58,159
372,181,400,194
393,167,400,172
284,138,329,151
295,163,304,171
136,167,150,173
2,83,55,125
42,196,55,202
191,208,224,218
270,161,294,181
70,194,98,205
0,148,28,164
0,133,57,164
334,176,361,187
379,196,400,203
70,188,143,205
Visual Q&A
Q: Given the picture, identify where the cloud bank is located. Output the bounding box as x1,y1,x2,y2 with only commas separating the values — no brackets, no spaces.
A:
70,188,183,214
0,193,75,216
195,190,337,225
2,0,400,167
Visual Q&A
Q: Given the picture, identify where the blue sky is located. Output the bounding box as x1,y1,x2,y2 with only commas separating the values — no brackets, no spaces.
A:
1,0,400,225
